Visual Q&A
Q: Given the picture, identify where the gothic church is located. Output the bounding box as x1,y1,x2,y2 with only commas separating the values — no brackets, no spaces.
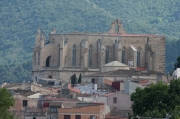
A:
32,19,166,83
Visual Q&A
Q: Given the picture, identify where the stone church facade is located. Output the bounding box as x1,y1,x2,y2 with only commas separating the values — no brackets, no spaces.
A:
32,19,166,83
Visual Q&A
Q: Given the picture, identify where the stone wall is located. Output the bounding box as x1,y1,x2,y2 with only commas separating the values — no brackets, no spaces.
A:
33,35,165,70
31,84,58,95
32,69,98,84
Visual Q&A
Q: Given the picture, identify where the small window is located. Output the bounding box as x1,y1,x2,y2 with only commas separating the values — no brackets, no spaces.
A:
113,97,117,104
22,100,28,107
50,107,57,113
90,115,95,119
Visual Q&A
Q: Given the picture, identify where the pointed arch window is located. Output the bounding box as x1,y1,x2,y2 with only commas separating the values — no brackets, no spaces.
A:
137,48,141,67
88,45,93,66
46,56,51,67
72,45,76,66
113,44,116,61
122,47,126,63
106,46,110,63
59,44,60,67
34,52,36,65
38,52,40,65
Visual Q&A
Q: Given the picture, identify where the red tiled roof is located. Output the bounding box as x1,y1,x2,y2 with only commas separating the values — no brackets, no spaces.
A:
68,84,81,93
49,88,60,93
105,115,128,119
139,80,149,84
104,79,113,85
136,67,147,71
110,33,159,37
45,97,79,102
103,93,115,96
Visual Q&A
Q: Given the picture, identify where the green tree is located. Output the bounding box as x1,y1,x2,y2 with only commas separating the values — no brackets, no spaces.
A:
0,88,15,119
131,82,169,118
168,79,180,111
70,74,77,87
172,106,180,119
174,56,180,70
131,79,180,119
170,56,180,76
78,74,82,84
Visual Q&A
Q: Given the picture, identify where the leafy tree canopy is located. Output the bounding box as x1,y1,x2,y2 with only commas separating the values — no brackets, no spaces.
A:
0,88,15,119
78,74,82,84
70,74,77,86
174,56,180,70
131,79,180,119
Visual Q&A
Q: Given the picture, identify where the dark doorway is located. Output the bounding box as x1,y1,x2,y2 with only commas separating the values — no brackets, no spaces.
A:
46,56,51,67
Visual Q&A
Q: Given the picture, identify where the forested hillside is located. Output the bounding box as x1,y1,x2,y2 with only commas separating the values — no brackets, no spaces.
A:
0,0,180,83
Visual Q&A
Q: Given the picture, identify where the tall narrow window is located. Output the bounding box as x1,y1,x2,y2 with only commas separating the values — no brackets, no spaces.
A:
34,52,36,65
59,44,60,67
72,45,76,66
38,52,40,65
113,44,116,61
105,46,109,63
46,56,51,67
137,51,140,67
122,47,125,63
35,76,37,82
88,45,93,66
113,97,117,104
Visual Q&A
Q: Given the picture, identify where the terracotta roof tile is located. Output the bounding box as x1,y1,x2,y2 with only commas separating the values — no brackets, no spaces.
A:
104,79,113,85
103,93,115,96
68,84,81,93
110,33,160,37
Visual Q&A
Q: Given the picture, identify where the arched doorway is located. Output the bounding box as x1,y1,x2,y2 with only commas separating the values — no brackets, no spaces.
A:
46,56,51,67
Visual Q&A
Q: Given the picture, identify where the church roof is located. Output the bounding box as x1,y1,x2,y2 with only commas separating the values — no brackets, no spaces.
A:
103,61,128,67
27,93,43,98
83,68,163,78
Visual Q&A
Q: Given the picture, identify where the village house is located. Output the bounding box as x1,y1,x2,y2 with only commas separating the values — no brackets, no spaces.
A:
58,103,110,119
